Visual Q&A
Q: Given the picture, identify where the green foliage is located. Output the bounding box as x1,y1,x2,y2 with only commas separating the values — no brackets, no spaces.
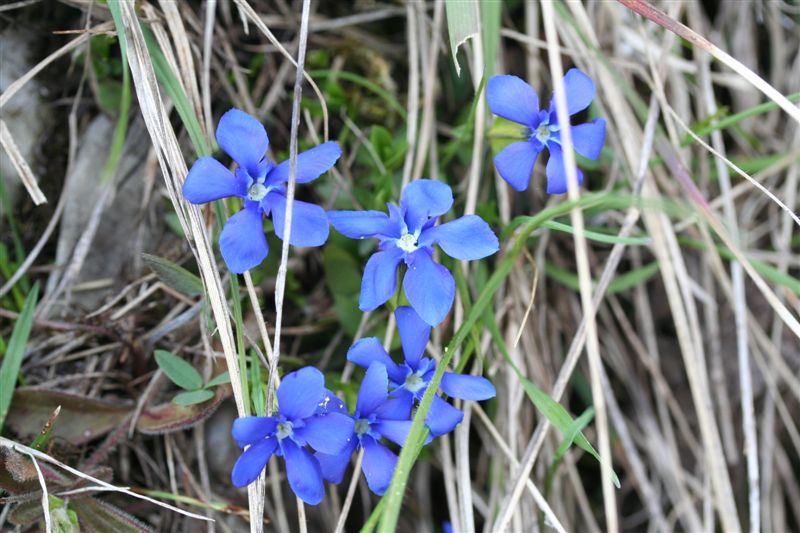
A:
142,253,204,296
154,350,229,406
0,283,39,433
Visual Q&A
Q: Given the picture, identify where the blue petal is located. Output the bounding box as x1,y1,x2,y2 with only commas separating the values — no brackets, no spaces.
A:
328,210,396,239
359,247,404,312
374,420,433,446
266,191,329,247
441,372,496,401
316,389,349,415
219,205,268,273
487,75,540,126
425,396,464,437
402,250,455,327
296,412,355,455
347,338,405,384
418,215,499,261
230,438,277,487
183,157,246,204
545,143,583,195
571,118,606,160
231,416,278,447
266,141,342,186
277,367,325,420
216,108,269,174
316,439,357,484
494,141,543,192
282,440,324,505
400,180,453,234
394,306,430,368
361,436,397,496
357,363,389,417
373,420,415,447
550,68,596,117
375,389,414,420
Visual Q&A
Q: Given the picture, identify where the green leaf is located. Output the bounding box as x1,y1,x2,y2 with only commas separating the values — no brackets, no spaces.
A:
445,0,480,76
0,283,39,432
172,389,215,406
205,371,230,388
154,350,203,391
142,253,203,296
542,220,651,246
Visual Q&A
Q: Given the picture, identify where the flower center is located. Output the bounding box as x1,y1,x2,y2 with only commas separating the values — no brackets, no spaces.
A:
276,421,293,440
354,418,371,437
404,371,426,393
534,123,551,143
247,182,268,201
397,233,418,253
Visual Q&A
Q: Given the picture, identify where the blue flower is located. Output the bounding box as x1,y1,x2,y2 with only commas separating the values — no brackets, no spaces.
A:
182,108,341,273
316,362,420,495
328,180,499,326
230,367,355,505
487,69,606,194
347,306,496,436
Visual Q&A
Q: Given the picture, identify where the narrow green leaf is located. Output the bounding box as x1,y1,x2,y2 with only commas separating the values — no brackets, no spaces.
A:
0,283,39,432
555,408,596,461
154,350,203,391
445,0,480,76
205,371,231,388
542,220,651,245
142,253,204,296
172,389,215,406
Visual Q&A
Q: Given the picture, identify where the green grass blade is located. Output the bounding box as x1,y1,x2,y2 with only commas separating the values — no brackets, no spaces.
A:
542,220,651,246
0,283,39,432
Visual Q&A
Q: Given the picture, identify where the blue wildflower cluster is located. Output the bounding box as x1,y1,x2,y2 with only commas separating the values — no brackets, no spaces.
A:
182,68,602,505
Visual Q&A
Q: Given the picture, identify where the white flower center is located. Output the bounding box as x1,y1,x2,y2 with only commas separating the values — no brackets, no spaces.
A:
535,123,551,143
355,419,370,437
397,233,418,253
247,182,268,201
276,421,293,440
404,371,426,393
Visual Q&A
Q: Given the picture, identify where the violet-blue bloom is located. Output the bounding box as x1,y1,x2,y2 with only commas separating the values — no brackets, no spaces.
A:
328,179,499,326
347,306,496,436
316,362,419,495
230,367,354,505
182,108,341,273
487,69,606,194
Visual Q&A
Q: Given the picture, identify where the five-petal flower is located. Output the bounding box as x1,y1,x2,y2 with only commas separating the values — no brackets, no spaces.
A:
316,362,419,495
487,69,606,194
347,306,496,436
328,180,499,326
230,367,355,504
182,108,341,273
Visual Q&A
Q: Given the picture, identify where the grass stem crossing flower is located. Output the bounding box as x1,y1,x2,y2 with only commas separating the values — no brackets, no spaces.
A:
182,108,340,273
230,367,354,504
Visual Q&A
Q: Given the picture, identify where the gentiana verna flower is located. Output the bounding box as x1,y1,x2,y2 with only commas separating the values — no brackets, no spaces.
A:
316,362,421,495
328,180,499,326
487,69,606,194
230,367,354,505
347,306,496,436
182,108,341,273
